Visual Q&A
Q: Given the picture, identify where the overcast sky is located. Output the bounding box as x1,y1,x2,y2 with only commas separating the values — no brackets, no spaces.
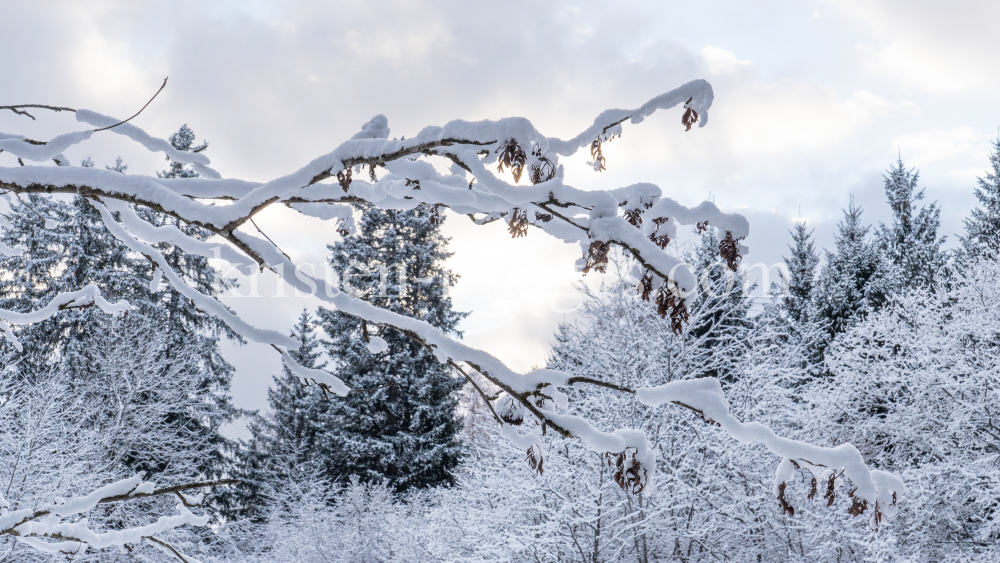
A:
2,0,998,438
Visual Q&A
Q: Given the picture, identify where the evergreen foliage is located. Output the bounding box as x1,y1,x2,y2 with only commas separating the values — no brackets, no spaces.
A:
0,125,239,486
230,310,330,521
876,158,946,289
811,199,893,352
963,137,1000,257
312,202,467,493
781,220,820,325
684,228,751,382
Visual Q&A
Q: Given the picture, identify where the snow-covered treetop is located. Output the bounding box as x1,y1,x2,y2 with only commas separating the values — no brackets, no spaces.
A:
0,80,902,557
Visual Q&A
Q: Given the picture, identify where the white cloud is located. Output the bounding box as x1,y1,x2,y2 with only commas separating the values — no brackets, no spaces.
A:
716,85,918,158
891,127,985,167
701,46,752,75
824,0,1000,95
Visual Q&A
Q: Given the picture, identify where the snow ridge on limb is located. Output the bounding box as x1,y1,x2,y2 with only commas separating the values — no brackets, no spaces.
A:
0,474,234,559
89,199,299,350
546,78,714,155
0,80,905,536
637,378,905,525
0,284,128,351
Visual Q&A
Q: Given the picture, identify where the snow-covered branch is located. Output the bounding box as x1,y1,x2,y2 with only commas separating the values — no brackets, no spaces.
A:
0,79,904,531
0,474,235,559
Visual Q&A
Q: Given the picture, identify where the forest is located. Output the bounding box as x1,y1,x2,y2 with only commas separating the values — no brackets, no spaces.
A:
0,80,997,562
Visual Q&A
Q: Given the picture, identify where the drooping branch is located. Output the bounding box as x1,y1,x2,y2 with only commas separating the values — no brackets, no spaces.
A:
0,79,905,538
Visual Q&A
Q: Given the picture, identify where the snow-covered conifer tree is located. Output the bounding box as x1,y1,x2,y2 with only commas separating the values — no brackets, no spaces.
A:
0,135,240,485
876,158,946,289
229,309,330,521
781,220,820,325
807,257,1000,562
811,199,893,354
685,227,751,382
315,202,467,492
963,136,1000,257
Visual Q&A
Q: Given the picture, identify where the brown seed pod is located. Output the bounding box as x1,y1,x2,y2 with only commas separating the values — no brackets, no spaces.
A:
590,137,607,172
719,231,742,272
681,97,699,131
581,240,610,275
526,446,544,475
777,482,795,517
496,138,527,183
824,473,837,507
507,208,529,238
337,167,353,192
428,204,442,226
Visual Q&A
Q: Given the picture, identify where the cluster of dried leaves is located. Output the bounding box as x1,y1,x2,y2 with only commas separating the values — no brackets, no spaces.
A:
507,208,529,238
606,448,647,494
681,97,699,131
655,287,689,335
428,204,443,226
335,218,350,237
496,138,527,183
526,446,544,475
847,489,869,517
337,167,353,192
719,231,741,272
780,470,895,528
649,217,671,249
590,137,608,172
581,240,611,275
636,273,688,334
777,482,795,517
807,472,838,507
529,144,557,185
498,395,524,426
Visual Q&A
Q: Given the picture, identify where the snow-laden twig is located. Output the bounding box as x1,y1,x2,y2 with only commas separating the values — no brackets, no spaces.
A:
0,474,235,559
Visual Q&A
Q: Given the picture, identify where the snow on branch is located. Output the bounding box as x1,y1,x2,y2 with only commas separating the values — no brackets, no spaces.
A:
637,378,905,526
0,474,235,560
0,79,905,527
0,284,128,351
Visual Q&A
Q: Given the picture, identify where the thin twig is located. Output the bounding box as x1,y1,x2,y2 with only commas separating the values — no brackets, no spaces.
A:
94,77,168,132
0,104,76,120
249,216,291,261
12,193,53,225
449,360,502,423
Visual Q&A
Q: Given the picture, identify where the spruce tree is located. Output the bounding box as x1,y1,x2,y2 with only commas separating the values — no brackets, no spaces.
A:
685,228,751,382
876,158,946,289
230,309,330,521
315,202,467,493
781,221,819,325
963,136,1000,257
0,128,239,484
811,199,893,349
